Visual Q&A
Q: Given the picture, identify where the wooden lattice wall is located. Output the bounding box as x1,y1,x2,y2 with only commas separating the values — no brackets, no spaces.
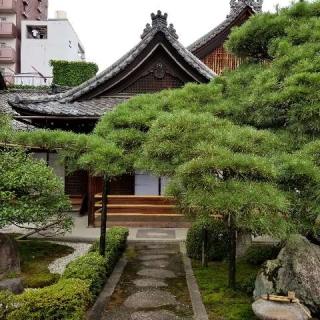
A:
201,46,243,75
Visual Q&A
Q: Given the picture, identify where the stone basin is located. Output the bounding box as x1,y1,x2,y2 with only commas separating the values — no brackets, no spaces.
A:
252,299,311,320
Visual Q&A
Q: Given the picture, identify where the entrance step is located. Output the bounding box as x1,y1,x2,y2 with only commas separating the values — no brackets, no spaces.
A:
92,195,187,228
94,213,190,228
69,195,83,214
94,204,176,214
94,195,175,205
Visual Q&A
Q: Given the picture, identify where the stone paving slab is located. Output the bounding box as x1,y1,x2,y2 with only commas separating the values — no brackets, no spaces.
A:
137,268,176,279
141,259,169,268
139,254,169,261
124,290,177,309
133,278,168,288
101,243,194,320
136,229,176,239
131,310,179,320
138,250,177,255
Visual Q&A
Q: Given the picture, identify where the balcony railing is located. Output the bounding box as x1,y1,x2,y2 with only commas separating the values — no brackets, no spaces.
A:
0,0,17,13
0,46,15,63
0,22,16,38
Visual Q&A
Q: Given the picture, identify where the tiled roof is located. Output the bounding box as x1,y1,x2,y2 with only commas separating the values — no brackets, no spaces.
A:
188,1,262,53
0,89,50,130
10,11,215,116
11,96,129,117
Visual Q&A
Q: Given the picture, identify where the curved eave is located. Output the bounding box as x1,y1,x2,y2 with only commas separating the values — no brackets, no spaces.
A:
12,27,215,107
188,5,255,58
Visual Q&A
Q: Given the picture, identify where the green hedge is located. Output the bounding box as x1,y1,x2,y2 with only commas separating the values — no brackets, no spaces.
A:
7,279,91,320
50,60,98,87
186,219,228,261
91,227,129,268
244,244,281,266
62,252,107,297
5,227,129,320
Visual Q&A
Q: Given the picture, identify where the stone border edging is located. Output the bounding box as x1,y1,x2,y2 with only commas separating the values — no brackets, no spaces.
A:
180,242,209,320
86,256,128,320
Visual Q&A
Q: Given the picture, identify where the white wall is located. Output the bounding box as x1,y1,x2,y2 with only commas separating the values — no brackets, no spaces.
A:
31,152,65,185
134,172,170,196
20,19,85,77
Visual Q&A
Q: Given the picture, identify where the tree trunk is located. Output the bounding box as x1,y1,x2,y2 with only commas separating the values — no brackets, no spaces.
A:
99,175,108,257
228,213,237,289
0,233,20,276
202,226,208,267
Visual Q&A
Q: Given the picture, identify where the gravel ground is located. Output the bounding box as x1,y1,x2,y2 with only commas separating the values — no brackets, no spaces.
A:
48,241,92,275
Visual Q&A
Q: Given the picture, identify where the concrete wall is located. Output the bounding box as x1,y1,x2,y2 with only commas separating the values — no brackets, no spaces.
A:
20,19,85,77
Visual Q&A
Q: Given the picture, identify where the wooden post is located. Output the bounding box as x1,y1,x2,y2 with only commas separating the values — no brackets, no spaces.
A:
99,175,108,257
228,213,237,289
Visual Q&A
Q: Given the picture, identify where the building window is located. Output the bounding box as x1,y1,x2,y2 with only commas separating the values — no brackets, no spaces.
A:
0,43,6,48
27,25,48,39
0,17,7,21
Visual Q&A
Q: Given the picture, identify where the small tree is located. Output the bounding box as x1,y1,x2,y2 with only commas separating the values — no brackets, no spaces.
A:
139,111,317,287
0,149,72,235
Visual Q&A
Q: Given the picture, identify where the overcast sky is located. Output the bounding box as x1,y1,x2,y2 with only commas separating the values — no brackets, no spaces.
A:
48,0,293,72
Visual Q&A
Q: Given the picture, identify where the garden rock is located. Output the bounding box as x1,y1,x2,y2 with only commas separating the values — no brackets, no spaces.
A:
0,233,20,276
254,235,320,315
0,278,24,294
252,299,310,320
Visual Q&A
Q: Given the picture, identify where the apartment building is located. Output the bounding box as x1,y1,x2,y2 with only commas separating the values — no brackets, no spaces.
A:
18,11,85,85
0,0,48,79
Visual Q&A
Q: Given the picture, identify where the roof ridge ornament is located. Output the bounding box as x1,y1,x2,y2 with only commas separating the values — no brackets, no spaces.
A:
230,0,263,13
141,10,179,39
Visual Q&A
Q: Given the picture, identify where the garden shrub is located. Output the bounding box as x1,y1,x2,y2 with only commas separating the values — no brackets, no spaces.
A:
50,60,98,87
244,244,281,266
7,279,91,320
24,273,60,289
91,227,129,269
186,219,228,261
237,274,257,295
62,252,107,297
0,291,14,320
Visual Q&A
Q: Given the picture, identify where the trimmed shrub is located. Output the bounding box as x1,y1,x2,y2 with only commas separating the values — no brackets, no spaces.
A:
186,219,228,261
24,273,60,288
91,227,129,269
4,227,129,319
50,60,98,87
62,252,106,297
244,244,281,266
0,291,14,320
7,279,91,320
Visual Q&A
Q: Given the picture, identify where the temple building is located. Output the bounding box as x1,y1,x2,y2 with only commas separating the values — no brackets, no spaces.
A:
7,0,263,227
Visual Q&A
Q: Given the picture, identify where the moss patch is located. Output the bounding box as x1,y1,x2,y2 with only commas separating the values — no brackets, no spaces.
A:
192,260,259,320
17,240,74,288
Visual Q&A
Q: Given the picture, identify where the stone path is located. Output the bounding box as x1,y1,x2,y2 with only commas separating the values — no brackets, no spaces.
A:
101,243,193,320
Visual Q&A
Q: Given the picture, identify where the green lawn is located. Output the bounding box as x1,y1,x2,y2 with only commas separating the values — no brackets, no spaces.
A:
17,239,74,288
193,260,259,320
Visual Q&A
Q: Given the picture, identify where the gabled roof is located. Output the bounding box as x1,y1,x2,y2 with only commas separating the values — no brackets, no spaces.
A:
188,0,263,57
10,11,215,119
